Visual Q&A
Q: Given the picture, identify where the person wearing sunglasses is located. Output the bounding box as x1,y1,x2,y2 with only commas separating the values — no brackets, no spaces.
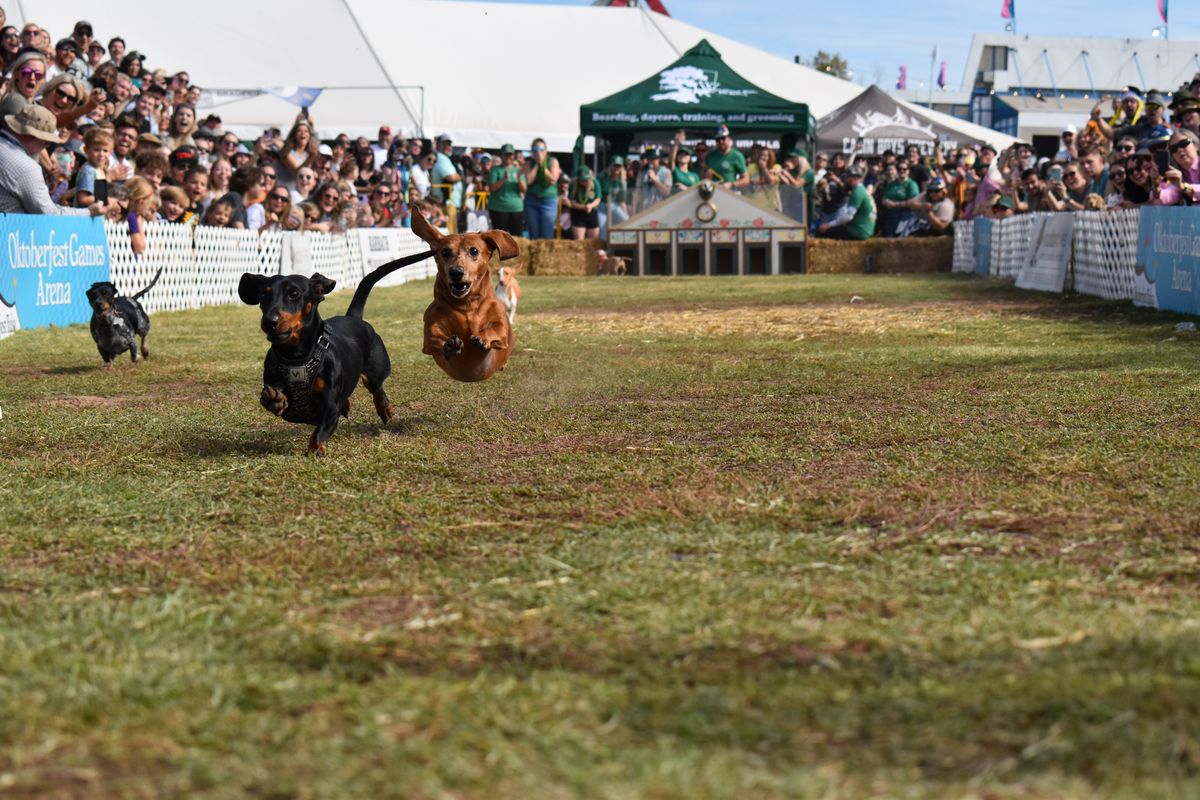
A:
0,27,20,73
1045,161,1091,212
1163,130,1200,205
703,124,748,189
263,187,293,230
1121,151,1162,207
0,50,48,131
368,184,395,227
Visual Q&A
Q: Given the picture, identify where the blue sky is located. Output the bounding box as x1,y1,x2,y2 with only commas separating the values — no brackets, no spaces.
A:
482,0,1189,91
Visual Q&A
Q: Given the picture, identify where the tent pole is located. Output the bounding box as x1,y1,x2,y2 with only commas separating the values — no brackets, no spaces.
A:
340,0,423,136
639,5,681,57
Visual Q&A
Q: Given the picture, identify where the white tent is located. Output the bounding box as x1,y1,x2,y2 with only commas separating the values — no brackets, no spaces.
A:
19,0,869,149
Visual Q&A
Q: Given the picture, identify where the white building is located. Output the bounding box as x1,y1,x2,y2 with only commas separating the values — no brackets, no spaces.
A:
897,33,1200,151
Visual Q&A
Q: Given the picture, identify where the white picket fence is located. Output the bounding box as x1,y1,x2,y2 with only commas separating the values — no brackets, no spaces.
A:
106,222,435,315
951,209,1142,301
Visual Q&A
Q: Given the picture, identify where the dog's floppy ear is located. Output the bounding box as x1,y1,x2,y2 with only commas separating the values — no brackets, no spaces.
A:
410,208,441,246
238,273,269,305
309,273,336,302
480,230,519,261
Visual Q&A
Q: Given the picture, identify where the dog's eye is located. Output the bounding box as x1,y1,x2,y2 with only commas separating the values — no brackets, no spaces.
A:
468,247,480,258
287,288,300,300
441,248,453,259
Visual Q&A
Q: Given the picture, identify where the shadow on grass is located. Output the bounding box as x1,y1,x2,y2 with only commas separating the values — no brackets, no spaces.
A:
174,430,295,458
44,364,98,376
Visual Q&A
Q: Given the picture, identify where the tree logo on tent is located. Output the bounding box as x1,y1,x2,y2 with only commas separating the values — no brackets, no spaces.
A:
851,107,936,140
651,67,756,104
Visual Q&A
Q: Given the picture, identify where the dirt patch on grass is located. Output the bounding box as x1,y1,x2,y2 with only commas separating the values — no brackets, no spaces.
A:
335,594,443,629
531,300,1054,339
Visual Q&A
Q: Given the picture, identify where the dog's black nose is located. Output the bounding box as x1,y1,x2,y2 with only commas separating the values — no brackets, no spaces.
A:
449,266,465,282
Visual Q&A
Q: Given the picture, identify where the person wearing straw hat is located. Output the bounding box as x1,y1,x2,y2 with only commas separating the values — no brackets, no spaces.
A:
0,104,111,216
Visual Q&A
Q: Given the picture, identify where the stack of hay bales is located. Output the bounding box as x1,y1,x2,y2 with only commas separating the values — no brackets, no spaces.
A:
808,237,952,274
527,239,601,276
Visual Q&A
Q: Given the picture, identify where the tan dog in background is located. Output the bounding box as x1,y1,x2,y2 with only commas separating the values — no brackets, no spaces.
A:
494,267,522,324
411,210,520,382
596,249,628,276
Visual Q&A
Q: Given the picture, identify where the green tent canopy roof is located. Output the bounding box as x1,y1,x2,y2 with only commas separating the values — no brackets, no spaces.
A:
580,39,813,139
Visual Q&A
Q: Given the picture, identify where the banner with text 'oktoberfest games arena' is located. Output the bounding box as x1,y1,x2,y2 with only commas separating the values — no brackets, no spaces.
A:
0,215,110,340
1134,207,1200,314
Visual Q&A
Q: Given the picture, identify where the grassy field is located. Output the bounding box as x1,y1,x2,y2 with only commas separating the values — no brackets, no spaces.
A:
1,273,1199,799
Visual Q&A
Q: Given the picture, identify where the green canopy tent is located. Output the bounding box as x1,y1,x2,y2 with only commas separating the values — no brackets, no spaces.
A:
580,39,813,162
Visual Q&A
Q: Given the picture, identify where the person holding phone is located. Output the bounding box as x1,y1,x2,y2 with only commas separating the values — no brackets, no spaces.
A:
1162,130,1200,205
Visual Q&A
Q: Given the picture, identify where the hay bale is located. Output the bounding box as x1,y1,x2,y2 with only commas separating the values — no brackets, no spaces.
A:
494,236,533,274
528,239,600,276
873,237,953,273
808,239,878,274
808,236,952,274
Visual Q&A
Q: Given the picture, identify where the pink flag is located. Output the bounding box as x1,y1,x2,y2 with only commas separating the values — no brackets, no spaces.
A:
1159,0,1168,24
896,65,907,91
1001,0,1014,19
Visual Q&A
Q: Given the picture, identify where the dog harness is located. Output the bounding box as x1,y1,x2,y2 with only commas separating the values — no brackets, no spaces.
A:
266,330,331,425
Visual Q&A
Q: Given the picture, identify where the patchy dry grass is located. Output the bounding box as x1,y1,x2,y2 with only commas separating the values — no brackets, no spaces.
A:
1,274,1200,799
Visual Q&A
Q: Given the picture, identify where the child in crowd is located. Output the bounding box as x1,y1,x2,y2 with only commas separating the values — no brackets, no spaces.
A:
74,127,113,207
182,164,209,216
125,176,161,258
134,151,168,190
159,185,190,223
203,197,234,227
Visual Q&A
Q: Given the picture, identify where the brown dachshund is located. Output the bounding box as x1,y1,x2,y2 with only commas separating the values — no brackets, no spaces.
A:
411,210,520,382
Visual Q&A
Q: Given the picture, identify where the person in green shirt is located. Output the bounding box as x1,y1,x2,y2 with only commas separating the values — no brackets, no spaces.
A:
671,146,699,194
879,162,919,237
702,124,748,188
521,136,561,239
563,165,602,240
816,166,875,240
487,143,526,237
599,156,629,239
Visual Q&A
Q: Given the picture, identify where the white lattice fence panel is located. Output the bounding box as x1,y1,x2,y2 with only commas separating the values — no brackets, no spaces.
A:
256,228,284,277
952,220,975,273
194,227,266,308
992,215,1036,278
1071,208,1140,300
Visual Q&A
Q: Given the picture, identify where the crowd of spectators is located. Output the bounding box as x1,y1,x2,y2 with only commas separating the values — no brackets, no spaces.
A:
804,79,1200,240
0,13,601,245
8,11,1200,248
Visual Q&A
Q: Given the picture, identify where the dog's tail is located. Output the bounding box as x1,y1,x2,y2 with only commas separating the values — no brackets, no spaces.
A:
345,249,434,319
128,266,165,301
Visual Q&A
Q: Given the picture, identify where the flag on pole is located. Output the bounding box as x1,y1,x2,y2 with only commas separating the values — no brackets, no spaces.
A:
1001,0,1015,19
938,62,947,89
1159,0,1168,24
896,65,907,91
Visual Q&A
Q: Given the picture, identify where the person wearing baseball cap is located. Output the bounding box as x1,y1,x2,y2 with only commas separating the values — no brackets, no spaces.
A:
372,125,392,169
909,176,955,237
1055,125,1078,162
0,104,110,215
703,123,748,188
817,164,875,240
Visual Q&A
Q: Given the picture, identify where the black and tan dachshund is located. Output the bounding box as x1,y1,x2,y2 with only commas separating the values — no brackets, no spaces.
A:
238,252,430,456
85,267,163,369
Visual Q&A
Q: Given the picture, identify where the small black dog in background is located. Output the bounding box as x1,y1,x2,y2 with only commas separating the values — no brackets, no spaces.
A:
85,268,163,369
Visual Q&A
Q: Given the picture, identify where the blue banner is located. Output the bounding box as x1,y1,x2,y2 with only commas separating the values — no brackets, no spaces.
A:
1135,206,1200,316
0,214,110,335
973,218,994,276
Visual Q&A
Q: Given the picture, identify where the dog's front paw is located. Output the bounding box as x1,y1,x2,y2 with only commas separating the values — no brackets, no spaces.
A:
260,385,288,416
469,335,489,351
101,361,113,370
443,336,464,359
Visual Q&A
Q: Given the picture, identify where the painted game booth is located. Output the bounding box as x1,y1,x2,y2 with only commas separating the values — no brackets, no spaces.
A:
610,183,807,276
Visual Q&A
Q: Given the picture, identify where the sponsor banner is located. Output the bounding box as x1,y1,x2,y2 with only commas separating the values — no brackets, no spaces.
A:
1135,207,1200,314
972,218,994,276
1016,214,1073,293
0,214,109,339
